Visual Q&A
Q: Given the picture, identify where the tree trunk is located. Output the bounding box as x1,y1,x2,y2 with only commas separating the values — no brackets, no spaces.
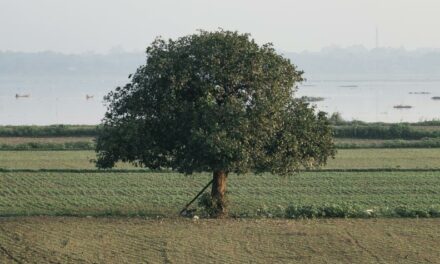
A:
211,170,228,217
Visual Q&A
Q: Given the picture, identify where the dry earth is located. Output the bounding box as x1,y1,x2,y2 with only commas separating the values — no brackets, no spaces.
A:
0,217,439,263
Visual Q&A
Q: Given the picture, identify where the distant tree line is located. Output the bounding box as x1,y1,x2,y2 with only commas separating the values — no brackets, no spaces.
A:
333,124,440,139
0,141,94,151
0,125,98,137
0,51,144,75
1,123,440,140
287,46,440,77
2,47,440,78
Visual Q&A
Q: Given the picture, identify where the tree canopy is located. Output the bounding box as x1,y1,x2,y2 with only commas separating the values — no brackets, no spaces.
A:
96,30,335,176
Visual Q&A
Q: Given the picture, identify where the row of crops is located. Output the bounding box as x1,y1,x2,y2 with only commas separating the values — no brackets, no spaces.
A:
0,124,439,218
0,171,439,218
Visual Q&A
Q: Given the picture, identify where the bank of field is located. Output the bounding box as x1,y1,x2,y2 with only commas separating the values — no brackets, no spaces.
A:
1,171,439,217
0,217,439,263
1,148,440,170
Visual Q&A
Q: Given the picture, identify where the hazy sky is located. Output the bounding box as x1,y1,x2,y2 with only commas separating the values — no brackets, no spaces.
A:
1,0,439,53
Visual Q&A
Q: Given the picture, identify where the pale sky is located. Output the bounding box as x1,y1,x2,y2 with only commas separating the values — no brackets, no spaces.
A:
1,0,439,53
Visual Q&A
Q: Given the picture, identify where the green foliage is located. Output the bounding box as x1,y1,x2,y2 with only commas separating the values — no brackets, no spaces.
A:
393,206,430,218
1,121,439,140
96,30,335,174
410,120,440,126
0,125,98,137
197,192,229,217
336,138,440,149
0,141,94,151
285,204,370,218
333,123,440,139
253,204,440,219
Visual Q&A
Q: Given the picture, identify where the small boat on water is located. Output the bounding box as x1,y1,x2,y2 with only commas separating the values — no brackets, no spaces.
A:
409,92,430,95
393,105,412,109
15,94,30,98
432,96,440,100
339,85,358,88
86,95,94,100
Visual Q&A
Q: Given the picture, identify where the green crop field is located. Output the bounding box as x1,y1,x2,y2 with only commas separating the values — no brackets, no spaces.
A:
1,171,439,217
1,140,440,262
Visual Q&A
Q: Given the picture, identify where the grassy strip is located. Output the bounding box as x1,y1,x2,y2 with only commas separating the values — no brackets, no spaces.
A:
0,168,148,173
2,149,440,170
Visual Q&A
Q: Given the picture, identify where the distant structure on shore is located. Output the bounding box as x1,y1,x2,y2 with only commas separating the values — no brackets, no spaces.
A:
15,94,30,98
376,27,379,49
394,105,412,109
86,95,94,100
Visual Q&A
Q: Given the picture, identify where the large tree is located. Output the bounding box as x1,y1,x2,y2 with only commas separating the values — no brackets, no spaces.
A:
96,30,335,217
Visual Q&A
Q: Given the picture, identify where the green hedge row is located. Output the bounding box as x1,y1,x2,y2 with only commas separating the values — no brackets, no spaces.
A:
249,204,440,219
2,204,439,219
1,123,440,140
3,139,440,151
336,138,440,149
0,142,95,150
0,125,98,137
333,124,440,139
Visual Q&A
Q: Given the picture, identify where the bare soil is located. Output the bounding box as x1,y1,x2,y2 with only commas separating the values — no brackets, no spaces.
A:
0,217,439,263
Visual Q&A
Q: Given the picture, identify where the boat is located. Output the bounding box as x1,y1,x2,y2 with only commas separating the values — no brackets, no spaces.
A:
339,85,358,88
409,92,430,95
15,94,30,98
86,95,94,100
393,105,412,109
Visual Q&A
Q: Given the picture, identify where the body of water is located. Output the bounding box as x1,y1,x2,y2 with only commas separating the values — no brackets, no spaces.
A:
297,79,440,123
0,74,439,125
0,74,128,125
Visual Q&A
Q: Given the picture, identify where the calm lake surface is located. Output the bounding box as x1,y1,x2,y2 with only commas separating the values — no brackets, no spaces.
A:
297,79,440,123
1,74,439,125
